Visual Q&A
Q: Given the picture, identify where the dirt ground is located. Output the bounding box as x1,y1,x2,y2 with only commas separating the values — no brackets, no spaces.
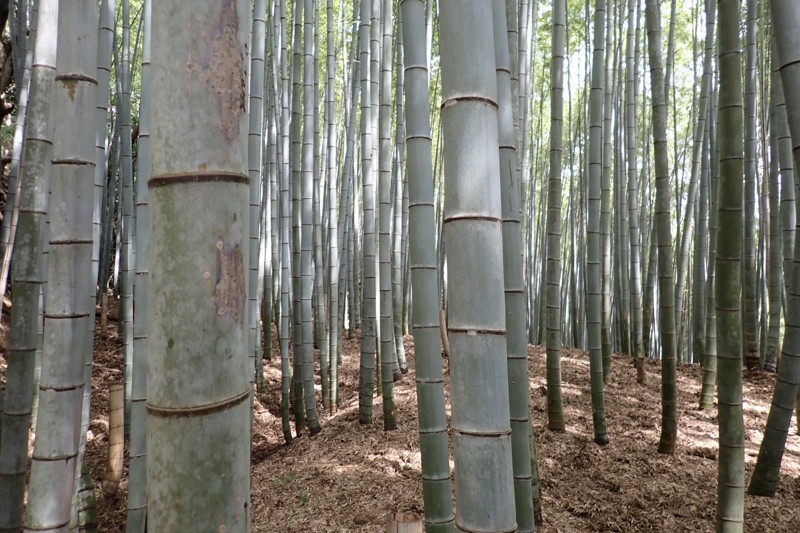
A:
4,309,800,532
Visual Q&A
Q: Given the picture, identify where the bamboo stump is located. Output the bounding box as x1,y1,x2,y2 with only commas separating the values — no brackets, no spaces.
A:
386,513,423,533
102,383,124,495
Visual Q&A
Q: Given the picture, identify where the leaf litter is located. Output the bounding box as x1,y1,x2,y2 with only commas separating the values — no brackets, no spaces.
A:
3,306,800,532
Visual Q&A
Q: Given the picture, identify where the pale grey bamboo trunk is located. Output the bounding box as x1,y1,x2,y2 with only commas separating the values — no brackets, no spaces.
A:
248,0,268,389
24,1,98,530
0,1,55,529
439,0,517,529
301,0,322,435
492,0,535,530
146,1,251,529
400,0,455,528
378,0,398,429
126,1,149,530
358,0,378,424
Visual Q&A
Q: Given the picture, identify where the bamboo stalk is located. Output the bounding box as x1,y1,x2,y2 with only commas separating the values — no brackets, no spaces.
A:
386,513,423,533
103,384,124,496
100,292,108,338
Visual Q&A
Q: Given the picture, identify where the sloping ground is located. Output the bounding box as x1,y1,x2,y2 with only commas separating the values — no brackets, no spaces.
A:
251,336,800,533
3,315,800,532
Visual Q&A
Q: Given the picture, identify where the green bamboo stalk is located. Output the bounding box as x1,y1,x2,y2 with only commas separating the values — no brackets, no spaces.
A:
72,463,97,533
613,5,630,361
587,0,609,445
747,2,800,497
741,0,760,371
378,0,398,430
0,2,32,303
326,0,342,413
126,0,149,530
291,0,307,435
120,0,135,434
691,0,714,377
600,0,613,376
392,21,408,373
765,93,781,373
546,0,566,431
644,0,678,455
493,0,535,529
715,1,745,528
400,1,455,528
312,2,328,402
775,51,795,299
626,0,645,382
676,10,714,367
700,87,719,411
516,0,532,203
277,0,294,444
301,0,322,435
334,0,362,410
693,106,710,370
248,0,268,390
358,0,378,425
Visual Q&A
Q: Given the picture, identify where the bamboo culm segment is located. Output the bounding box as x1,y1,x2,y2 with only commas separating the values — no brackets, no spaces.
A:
147,1,251,529
439,0,517,530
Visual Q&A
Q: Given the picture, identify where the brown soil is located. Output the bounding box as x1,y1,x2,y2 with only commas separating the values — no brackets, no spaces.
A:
3,309,800,532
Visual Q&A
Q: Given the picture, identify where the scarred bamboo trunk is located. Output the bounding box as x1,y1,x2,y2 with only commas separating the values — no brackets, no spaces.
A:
147,1,251,529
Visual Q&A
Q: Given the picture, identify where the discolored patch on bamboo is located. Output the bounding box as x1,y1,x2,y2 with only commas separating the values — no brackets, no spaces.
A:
212,238,245,325
61,79,77,101
187,0,246,142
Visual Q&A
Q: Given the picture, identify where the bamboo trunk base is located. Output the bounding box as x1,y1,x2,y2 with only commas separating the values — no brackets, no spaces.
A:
100,293,108,338
386,513,423,533
102,384,124,496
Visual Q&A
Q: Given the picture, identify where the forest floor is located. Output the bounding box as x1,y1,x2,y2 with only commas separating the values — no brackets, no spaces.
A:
3,304,800,532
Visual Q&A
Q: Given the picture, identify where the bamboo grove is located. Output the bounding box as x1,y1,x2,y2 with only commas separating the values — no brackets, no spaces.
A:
0,0,798,531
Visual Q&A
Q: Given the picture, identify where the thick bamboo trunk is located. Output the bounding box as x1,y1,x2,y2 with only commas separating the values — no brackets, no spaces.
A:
439,0,517,528
0,2,54,528
146,1,251,529
23,1,98,530
400,1,455,527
